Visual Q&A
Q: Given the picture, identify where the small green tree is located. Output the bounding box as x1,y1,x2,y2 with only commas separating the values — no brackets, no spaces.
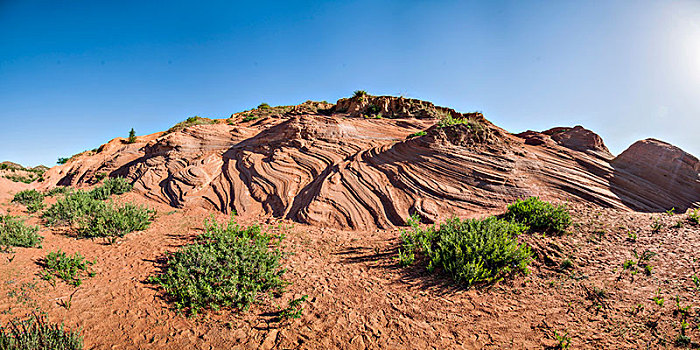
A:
127,128,136,144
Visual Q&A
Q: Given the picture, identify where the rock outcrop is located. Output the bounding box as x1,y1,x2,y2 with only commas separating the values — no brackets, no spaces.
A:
610,139,700,210
40,97,700,229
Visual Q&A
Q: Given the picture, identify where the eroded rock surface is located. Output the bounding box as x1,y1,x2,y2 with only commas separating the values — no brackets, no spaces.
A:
41,97,700,228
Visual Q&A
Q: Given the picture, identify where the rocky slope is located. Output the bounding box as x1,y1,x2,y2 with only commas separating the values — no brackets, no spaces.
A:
40,96,700,229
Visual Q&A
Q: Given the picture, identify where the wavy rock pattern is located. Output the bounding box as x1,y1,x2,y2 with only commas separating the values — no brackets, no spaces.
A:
42,97,700,229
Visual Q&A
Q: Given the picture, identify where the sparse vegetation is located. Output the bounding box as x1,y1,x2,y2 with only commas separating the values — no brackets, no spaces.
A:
12,190,45,213
553,330,571,349
406,130,427,139
503,197,572,234
90,177,133,200
41,178,151,242
688,208,699,225
76,202,153,243
45,186,69,197
242,115,259,122
560,258,573,270
280,295,308,320
651,217,663,233
57,158,69,165
166,116,216,134
41,250,95,287
0,313,83,350
353,90,368,98
257,103,270,110
149,218,286,315
398,215,532,287
0,214,42,249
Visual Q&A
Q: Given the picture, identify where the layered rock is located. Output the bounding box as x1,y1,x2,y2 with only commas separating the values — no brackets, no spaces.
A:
610,139,700,210
40,97,700,229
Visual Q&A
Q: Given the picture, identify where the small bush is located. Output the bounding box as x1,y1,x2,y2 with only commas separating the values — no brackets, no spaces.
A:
45,186,69,197
77,203,153,241
26,201,46,214
257,103,270,110
57,158,69,165
503,197,571,234
353,90,368,98
91,177,132,200
12,190,44,207
367,104,381,115
0,313,83,350
406,131,427,139
42,190,102,226
0,215,42,248
41,250,95,286
149,218,286,314
399,216,532,286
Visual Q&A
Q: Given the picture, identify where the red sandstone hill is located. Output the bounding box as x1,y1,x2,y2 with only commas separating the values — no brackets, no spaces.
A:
40,96,699,228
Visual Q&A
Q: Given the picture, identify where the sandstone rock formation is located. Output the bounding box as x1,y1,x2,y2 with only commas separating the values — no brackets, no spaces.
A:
40,96,700,229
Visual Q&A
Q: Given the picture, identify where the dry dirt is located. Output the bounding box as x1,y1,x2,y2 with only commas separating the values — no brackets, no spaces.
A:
1,183,699,349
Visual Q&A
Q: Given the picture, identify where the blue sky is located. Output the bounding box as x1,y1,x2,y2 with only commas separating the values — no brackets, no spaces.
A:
1,0,699,166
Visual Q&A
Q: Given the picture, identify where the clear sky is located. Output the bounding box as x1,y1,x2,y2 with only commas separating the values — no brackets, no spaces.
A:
1,0,699,167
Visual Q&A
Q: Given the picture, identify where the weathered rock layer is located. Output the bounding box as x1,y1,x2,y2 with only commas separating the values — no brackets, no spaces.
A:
41,96,700,229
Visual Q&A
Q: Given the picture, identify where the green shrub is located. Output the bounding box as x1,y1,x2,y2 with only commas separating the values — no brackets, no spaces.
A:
367,104,381,115
12,190,44,207
0,215,42,248
42,180,149,242
257,103,270,110
42,190,102,226
353,90,368,98
127,128,136,144
399,216,532,286
41,250,95,286
4,173,40,184
503,197,571,234
57,158,69,165
77,203,153,241
437,114,480,128
0,313,83,350
44,186,69,197
26,201,46,214
166,116,216,134
91,177,132,200
406,130,427,139
242,115,259,122
149,218,286,314
688,208,699,225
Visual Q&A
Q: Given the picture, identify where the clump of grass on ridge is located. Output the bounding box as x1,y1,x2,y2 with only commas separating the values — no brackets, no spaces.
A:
165,116,216,134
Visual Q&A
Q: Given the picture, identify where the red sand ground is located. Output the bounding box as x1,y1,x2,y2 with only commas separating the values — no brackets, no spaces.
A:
1,183,699,349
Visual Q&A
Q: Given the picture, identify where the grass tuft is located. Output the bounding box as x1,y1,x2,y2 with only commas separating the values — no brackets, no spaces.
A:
0,313,83,350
